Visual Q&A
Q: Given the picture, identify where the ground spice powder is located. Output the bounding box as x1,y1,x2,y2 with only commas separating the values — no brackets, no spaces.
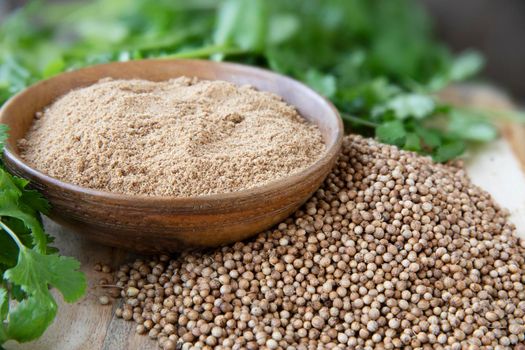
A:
19,77,325,197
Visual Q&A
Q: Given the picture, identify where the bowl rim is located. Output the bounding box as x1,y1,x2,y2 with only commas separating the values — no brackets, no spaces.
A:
0,59,344,204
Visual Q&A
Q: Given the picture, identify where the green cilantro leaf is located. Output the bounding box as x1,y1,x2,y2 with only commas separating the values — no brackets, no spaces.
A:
376,120,406,147
5,294,57,343
414,126,442,149
1,243,86,343
0,125,8,150
448,51,484,82
304,69,337,98
213,0,268,60
9,284,27,303
0,288,7,320
42,57,66,79
374,93,436,120
404,132,421,152
0,288,7,344
0,170,48,253
448,108,498,142
433,140,466,163
268,14,299,45
5,247,86,303
19,188,51,215
427,51,484,91
0,231,18,267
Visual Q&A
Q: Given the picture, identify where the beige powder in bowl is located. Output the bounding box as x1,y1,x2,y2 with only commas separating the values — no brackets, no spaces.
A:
18,77,325,197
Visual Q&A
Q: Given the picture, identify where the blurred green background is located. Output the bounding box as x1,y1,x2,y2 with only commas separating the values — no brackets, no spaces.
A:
0,0,523,162
3,0,524,102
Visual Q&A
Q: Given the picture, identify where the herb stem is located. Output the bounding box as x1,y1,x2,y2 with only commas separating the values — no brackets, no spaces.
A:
341,114,379,128
161,45,250,59
0,219,24,249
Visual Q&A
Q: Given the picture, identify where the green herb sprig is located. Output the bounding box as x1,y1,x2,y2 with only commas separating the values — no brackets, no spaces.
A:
2,0,522,161
2,0,519,161
0,126,86,347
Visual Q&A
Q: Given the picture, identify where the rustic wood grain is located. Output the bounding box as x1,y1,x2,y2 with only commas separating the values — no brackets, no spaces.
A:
4,85,525,350
4,221,154,350
502,125,525,172
0,59,343,253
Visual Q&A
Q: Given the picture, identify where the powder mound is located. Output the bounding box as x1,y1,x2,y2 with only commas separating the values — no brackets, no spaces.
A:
115,135,525,349
19,77,325,197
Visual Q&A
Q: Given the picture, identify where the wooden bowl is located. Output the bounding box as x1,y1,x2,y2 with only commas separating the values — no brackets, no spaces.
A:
0,59,343,253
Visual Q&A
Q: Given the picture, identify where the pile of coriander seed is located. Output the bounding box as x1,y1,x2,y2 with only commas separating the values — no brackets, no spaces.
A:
114,135,525,350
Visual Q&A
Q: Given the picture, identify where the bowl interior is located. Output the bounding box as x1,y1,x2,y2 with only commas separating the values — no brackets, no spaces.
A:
0,59,343,201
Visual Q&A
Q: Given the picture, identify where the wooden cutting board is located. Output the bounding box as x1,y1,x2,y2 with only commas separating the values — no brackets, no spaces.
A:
5,85,525,350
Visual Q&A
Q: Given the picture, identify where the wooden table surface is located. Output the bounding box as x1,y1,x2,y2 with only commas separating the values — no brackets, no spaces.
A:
5,86,525,350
